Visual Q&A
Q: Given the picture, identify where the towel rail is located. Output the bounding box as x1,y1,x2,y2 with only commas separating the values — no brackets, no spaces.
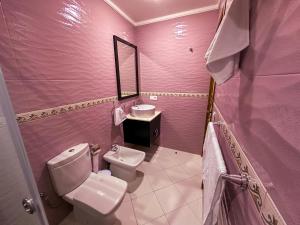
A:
221,173,249,190
206,120,250,190
212,121,224,125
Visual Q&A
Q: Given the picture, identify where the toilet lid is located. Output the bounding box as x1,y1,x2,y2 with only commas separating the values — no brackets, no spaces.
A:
72,173,127,216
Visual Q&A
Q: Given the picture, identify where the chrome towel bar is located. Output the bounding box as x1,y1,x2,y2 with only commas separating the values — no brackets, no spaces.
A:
212,121,224,125
221,173,249,190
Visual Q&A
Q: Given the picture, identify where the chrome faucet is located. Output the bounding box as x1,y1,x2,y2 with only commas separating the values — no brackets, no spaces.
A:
111,144,119,152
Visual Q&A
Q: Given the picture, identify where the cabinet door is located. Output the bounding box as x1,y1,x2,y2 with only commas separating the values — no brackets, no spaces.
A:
123,120,150,146
150,115,161,145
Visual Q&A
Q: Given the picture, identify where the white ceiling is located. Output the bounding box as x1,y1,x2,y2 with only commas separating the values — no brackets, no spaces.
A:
105,0,219,26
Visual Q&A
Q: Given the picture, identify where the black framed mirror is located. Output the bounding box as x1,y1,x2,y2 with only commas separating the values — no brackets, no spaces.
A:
113,35,139,100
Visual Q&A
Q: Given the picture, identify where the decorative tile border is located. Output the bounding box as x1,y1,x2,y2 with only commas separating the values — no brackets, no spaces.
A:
16,91,208,124
140,91,208,98
16,96,117,124
122,91,208,98
213,104,287,225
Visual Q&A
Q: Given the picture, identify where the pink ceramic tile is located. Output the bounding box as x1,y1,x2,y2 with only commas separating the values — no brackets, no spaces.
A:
0,1,219,224
128,171,153,199
132,192,164,225
114,201,137,225
146,170,173,191
260,193,287,225
1,0,136,82
142,96,208,154
0,1,137,224
188,198,203,221
241,0,300,76
138,161,163,175
136,11,218,93
5,80,117,113
134,11,218,156
182,158,203,177
165,165,192,183
154,185,187,213
144,216,169,225
216,74,300,225
165,205,201,225
174,176,203,203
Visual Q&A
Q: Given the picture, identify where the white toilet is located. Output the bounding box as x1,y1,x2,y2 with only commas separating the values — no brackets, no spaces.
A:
47,143,127,225
104,145,145,182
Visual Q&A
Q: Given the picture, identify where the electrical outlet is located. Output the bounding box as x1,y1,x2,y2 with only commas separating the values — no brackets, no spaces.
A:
150,95,158,101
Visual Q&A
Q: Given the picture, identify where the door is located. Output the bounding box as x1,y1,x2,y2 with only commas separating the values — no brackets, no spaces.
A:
0,69,49,225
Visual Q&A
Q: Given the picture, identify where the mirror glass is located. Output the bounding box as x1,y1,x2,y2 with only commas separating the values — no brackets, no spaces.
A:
113,35,139,100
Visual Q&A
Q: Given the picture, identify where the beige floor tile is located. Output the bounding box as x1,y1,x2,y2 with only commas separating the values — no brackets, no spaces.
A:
182,158,202,177
172,150,194,163
139,161,163,175
188,198,203,221
190,153,202,160
147,157,166,170
157,147,193,160
155,148,197,169
137,163,144,172
128,171,153,199
165,165,192,183
58,213,80,225
157,146,177,156
154,185,186,213
132,192,164,225
174,176,203,203
153,155,182,169
123,192,131,203
156,147,180,159
114,201,137,225
144,216,169,225
146,170,173,191
165,205,201,225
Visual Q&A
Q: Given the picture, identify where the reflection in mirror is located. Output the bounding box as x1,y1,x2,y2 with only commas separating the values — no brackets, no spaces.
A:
113,35,139,100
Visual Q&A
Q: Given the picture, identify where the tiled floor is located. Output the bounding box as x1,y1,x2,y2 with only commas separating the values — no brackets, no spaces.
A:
60,146,203,225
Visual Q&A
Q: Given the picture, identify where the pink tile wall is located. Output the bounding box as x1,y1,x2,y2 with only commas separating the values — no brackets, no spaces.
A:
137,11,218,93
1,0,136,113
142,96,207,154
0,1,137,224
215,125,265,225
0,1,219,224
137,11,218,153
215,0,300,224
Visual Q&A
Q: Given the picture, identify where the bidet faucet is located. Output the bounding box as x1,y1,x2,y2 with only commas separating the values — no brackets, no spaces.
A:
111,144,119,152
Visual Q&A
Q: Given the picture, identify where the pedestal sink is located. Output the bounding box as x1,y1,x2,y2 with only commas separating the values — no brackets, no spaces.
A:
131,104,155,117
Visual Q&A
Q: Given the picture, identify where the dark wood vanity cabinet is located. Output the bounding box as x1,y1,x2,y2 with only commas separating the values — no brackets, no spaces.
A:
123,114,161,147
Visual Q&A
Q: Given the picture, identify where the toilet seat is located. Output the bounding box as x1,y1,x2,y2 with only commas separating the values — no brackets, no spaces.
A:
63,172,127,216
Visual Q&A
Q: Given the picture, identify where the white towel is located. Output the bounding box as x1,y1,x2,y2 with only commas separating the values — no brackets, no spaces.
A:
205,0,250,85
202,122,227,225
114,107,126,126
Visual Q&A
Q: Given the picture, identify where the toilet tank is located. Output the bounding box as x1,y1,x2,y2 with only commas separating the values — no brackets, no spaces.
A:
47,143,91,196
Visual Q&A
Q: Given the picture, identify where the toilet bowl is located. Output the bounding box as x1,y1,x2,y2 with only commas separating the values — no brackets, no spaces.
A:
47,143,127,225
104,145,145,181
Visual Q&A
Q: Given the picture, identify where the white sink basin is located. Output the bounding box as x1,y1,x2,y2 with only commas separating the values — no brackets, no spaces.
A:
131,104,155,117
